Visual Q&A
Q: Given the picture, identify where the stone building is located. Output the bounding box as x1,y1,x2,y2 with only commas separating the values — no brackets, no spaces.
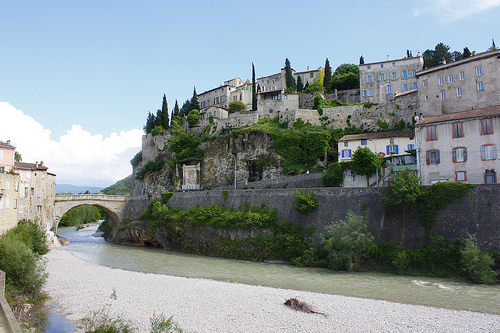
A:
0,141,56,233
198,78,250,111
360,55,424,104
415,106,499,185
416,49,500,117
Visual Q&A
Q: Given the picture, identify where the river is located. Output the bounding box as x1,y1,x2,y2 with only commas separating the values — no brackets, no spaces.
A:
52,224,500,315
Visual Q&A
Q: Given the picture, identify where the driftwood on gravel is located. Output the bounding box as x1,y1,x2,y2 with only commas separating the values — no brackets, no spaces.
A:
284,298,327,317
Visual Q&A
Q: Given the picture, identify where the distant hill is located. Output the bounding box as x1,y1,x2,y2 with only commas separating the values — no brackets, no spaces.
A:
102,174,132,195
56,184,104,194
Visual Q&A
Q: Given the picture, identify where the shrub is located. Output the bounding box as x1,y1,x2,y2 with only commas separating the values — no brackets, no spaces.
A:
461,234,497,284
322,211,375,271
130,151,142,168
227,101,246,113
151,125,166,136
186,109,200,125
161,192,173,204
135,160,165,180
293,190,319,214
321,162,344,187
222,190,229,201
3,220,49,255
150,313,183,333
0,235,47,296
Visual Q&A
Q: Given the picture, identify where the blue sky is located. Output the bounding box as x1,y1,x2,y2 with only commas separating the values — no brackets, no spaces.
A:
1,0,499,186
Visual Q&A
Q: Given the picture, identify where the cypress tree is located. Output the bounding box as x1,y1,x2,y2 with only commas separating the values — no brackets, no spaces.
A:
297,75,304,92
324,58,332,93
252,63,257,111
161,94,169,129
171,100,180,126
359,55,364,65
189,87,199,112
463,47,472,58
285,58,296,92
180,99,191,117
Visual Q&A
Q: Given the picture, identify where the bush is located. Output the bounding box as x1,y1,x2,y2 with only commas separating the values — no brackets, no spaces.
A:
3,220,49,255
0,235,47,296
227,101,246,113
461,234,497,284
293,190,319,214
130,151,142,168
321,162,345,187
150,313,183,333
322,211,375,271
186,109,200,125
151,126,166,136
161,192,173,204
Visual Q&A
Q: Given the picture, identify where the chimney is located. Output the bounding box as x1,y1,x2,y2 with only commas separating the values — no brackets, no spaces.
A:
307,66,309,71
417,52,421,57
41,161,44,166
387,55,390,61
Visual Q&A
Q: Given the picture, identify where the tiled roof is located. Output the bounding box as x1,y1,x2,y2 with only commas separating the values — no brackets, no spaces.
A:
14,162,48,171
415,105,500,126
0,140,15,149
339,129,414,142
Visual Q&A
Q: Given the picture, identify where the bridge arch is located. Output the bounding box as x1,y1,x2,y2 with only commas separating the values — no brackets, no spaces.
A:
54,194,127,232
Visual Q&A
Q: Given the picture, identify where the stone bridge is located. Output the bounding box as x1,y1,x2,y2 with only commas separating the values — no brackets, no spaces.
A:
54,194,127,231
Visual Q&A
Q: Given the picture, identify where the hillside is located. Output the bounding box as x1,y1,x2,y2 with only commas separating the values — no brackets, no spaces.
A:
102,174,133,195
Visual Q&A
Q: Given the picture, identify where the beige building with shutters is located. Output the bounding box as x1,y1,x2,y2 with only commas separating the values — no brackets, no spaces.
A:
359,55,424,104
415,106,499,185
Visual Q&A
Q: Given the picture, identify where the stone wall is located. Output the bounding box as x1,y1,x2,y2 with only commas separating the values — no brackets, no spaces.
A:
119,184,500,251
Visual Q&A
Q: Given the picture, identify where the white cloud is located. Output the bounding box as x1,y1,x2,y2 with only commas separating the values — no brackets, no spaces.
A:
0,102,143,187
414,0,500,21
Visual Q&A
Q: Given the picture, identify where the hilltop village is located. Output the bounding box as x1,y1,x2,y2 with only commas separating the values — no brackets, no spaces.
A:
132,48,500,194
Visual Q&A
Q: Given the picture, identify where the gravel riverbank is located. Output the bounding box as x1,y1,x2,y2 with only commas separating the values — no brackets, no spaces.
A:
43,249,500,332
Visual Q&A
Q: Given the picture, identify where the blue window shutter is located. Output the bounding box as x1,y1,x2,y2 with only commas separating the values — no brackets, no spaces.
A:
452,149,457,162
349,150,352,158
426,151,430,164
386,145,390,155
437,150,440,163
342,150,345,158
481,146,485,160
395,145,399,154
464,147,468,161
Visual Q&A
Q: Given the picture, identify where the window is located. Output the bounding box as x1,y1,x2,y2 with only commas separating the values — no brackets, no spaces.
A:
457,87,462,97
0,198,3,209
426,150,440,164
481,144,497,160
392,62,396,66
403,84,408,91
367,75,373,83
477,82,484,91
387,144,399,155
413,83,418,90
453,122,464,138
15,182,19,191
441,91,446,100
485,170,496,184
481,118,493,135
380,64,384,68
390,139,395,144
387,85,392,94
361,139,367,145
402,71,408,79
427,126,437,141
6,181,10,190
456,171,467,182
24,187,28,197
439,77,444,85
344,142,349,147
391,72,397,80
411,69,417,77
407,144,415,150
423,80,428,88
452,147,467,162
460,71,465,80
367,65,371,69
368,89,373,96
476,66,482,75
26,171,31,179
342,149,352,159
363,90,367,97
310,73,314,78
13,199,17,209
425,95,429,101
5,198,9,209
448,74,454,83
379,73,386,81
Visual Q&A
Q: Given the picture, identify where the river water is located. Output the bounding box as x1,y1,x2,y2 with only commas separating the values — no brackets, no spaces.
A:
55,225,500,315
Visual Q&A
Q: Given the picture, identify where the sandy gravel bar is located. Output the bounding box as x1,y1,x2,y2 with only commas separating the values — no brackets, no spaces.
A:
43,249,500,332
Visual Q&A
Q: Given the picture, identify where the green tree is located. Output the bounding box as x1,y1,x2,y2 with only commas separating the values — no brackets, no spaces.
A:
351,147,381,186
228,100,246,113
323,211,376,271
285,58,296,92
321,162,344,187
144,111,156,134
14,151,22,162
161,94,169,129
323,58,332,93
334,63,359,76
171,100,180,126
329,72,360,91
252,63,257,111
461,234,496,284
487,38,497,51
189,87,199,112
463,47,472,58
180,98,191,117
423,42,453,68
296,75,304,92
186,109,200,126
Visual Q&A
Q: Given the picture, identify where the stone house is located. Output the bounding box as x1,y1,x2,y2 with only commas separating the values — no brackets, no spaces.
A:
416,49,500,117
360,55,424,104
415,106,499,185
0,141,56,233
198,106,228,128
198,78,246,111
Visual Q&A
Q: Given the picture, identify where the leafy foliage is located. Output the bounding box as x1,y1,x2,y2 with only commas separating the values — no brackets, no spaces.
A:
161,192,173,204
284,58,296,92
151,125,166,136
293,189,319,214
383,170,421,209
227,100,246,113
168,122,204,160
103,175,133,195
130,151,143,168
461,234,497,284
135,160,166,180
323,212,375,271
329,72,359,91
186,109,200,125
350,147,381,184
59,205,102,227
321,162,347,187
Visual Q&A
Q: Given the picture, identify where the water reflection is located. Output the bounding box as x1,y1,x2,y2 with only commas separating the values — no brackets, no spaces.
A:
57,226,500,314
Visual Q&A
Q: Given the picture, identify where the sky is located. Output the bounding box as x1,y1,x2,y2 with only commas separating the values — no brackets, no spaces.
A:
1,0,499,187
